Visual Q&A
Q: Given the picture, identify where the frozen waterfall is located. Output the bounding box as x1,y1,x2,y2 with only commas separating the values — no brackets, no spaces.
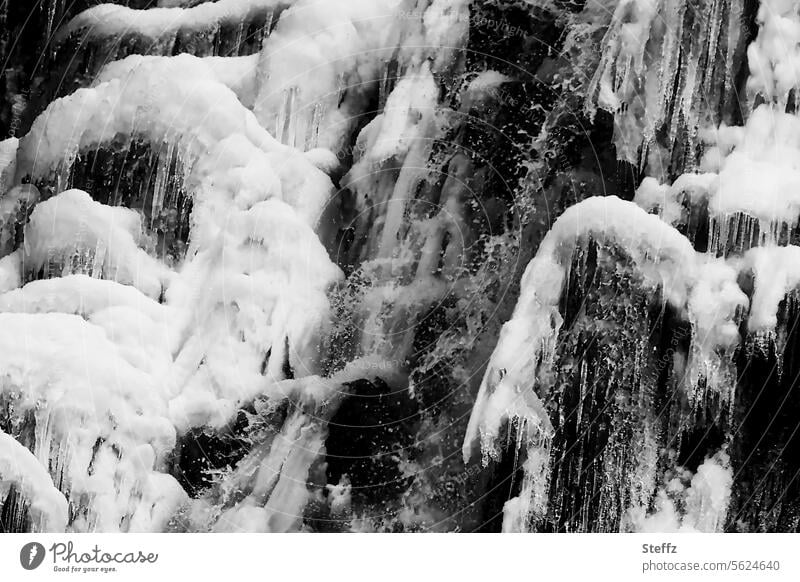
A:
0,0,799,534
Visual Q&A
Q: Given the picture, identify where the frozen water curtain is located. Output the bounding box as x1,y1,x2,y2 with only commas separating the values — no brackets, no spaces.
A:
0,0,798,533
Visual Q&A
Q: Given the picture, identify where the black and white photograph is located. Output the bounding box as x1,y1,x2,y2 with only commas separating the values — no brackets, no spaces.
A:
0,0,799,577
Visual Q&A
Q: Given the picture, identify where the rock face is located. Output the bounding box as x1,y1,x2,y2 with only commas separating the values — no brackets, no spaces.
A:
0,0,798,532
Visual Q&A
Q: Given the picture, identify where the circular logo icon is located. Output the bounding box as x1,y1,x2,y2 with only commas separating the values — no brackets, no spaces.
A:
20,542,46,570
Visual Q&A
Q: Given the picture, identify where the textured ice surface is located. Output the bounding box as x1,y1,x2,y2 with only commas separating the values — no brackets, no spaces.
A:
59,0,291,45
2,0,798,534
3,0,468,532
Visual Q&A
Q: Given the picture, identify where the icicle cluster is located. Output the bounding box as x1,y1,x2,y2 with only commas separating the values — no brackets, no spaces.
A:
631,451,733,532
747,0,800,109
0,0,470,532
463,195,747,530
585,0,747,168
474,0,800,532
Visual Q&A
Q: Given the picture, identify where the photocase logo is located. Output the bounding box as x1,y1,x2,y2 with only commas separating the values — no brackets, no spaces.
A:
20,542,46,570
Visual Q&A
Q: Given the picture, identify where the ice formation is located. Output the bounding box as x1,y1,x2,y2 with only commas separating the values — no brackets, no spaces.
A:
0,310,186,532
0,138,17,193
0,432,68,532
57,0,291,56
2,0,799,534
24,190,171,297
253,0,467,152
632,452,733,532
742,246,800,332
747,0,800,107
463,0,800,533
96,53,262,109
1,0,473,532
585,0,747,167
464,196,746,530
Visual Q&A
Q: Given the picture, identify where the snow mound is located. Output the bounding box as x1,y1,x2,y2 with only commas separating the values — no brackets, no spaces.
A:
0,312,186,532
24,190,170,299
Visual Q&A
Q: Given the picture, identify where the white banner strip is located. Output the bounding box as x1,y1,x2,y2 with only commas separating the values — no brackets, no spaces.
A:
1,534,799,581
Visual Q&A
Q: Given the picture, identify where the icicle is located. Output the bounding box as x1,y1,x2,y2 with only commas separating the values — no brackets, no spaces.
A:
262,7,275,45
209,23,221,56
307,102,325,150
275,86,294,146
44,0,60,43
501,447,551,533
379,59,393,110
686,256,747,417
230,18,245,56
151,139,176,224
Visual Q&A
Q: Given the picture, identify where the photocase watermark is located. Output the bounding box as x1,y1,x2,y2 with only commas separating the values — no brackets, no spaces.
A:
396,10,526,38
18,541,159,575
351,358,404,371
472,13,527,39
429,454,482,486
7,90,28,138
20,542,46,570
